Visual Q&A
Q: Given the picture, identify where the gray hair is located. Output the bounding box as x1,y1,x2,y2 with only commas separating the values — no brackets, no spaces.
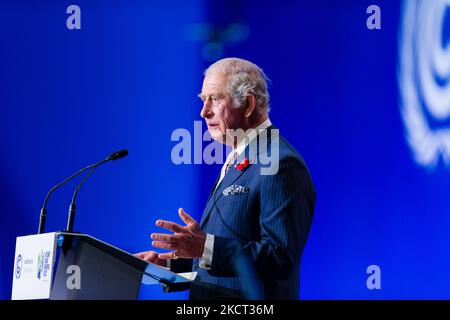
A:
204,58,271,113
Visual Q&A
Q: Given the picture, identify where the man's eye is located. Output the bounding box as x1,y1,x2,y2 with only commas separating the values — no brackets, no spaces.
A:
212,97,219,102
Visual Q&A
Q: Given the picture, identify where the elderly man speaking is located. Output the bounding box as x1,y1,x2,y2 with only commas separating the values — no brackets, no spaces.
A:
137,58,316,299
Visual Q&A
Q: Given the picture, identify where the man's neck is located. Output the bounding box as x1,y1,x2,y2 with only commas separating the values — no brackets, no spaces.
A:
250,114,269,130
232,117,271,150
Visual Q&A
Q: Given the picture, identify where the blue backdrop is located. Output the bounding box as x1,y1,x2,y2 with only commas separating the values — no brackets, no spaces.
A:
1,0,449,299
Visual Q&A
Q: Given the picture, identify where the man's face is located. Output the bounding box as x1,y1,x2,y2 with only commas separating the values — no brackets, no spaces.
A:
199,72,245,145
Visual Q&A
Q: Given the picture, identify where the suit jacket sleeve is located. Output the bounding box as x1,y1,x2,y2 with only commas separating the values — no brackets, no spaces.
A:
208,156,315,279
169,258,193,273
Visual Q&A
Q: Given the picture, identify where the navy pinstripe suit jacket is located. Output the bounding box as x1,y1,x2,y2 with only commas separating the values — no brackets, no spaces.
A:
175,125,316,299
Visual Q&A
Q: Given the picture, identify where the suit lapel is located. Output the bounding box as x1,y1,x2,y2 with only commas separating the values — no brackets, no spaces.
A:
207,173,221,202
200,166,246,227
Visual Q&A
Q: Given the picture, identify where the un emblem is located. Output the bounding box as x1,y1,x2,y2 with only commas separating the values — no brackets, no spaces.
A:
398,0,450,168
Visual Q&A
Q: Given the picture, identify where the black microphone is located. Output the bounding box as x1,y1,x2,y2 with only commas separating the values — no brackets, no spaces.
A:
107,149,128,161
38,149,128,234
66,149,128,232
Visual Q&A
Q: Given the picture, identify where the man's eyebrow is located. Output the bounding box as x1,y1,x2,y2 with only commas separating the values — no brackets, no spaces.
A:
198,91,224,100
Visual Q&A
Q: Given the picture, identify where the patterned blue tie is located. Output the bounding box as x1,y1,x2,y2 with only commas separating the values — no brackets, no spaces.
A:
225,151,238,174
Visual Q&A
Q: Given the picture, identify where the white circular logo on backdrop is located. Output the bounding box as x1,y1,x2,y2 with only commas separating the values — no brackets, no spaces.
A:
398,0,450,168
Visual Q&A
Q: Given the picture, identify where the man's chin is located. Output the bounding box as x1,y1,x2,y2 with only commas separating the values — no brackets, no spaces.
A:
209,131,226,144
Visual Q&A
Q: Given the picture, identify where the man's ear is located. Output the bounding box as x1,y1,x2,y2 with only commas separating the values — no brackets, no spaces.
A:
244,95,257,118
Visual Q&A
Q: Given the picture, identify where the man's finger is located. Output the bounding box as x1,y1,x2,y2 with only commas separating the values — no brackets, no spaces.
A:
134,251,147,259
155,219,184,233
143,251,158,262
151,233,177,242
158,252,176,260
152,241,177,250
178,208,195,225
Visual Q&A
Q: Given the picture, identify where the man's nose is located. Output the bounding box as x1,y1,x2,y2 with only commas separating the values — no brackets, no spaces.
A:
200,102,212,119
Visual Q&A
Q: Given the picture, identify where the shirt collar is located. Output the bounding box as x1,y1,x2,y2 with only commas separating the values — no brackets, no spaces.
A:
233,118,272,156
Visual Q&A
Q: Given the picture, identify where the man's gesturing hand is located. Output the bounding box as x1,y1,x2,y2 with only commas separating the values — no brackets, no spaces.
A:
151,208,206,260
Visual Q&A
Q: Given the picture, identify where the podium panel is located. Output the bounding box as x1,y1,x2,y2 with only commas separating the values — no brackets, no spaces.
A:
11,233,57,300
12,232,193,300
50,233,144,299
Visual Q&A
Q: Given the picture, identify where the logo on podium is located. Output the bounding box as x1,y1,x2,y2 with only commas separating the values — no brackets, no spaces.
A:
15,254,23,279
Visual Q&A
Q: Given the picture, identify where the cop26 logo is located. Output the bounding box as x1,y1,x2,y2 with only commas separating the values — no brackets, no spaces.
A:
398,0,450,168
37,251,44,279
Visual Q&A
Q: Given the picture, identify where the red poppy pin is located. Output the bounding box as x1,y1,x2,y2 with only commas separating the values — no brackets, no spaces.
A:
235,158,250,171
